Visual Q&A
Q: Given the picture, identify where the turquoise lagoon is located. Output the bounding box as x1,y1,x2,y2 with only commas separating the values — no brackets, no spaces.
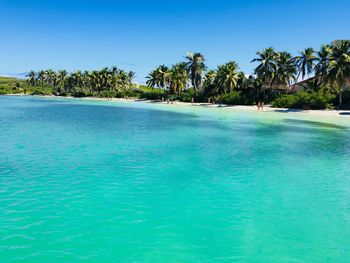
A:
1,95,350,262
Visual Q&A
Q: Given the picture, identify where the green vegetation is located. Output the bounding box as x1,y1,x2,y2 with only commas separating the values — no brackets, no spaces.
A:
145,41,350,109
25,67,135,97
2,40,349,110
0,73,163,100
0,76,31,95
271,90,336,110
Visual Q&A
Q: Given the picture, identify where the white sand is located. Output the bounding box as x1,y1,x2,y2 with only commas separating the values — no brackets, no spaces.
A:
4,94,350,118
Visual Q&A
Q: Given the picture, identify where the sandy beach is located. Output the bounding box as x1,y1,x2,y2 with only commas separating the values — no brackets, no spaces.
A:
4,93,350,118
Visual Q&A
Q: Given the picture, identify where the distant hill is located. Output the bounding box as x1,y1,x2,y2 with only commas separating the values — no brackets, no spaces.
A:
0,76,26,94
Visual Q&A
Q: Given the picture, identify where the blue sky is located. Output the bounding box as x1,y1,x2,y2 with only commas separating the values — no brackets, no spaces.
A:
0,0,349,83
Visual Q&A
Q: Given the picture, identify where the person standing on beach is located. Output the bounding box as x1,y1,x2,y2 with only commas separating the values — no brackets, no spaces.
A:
257,101,261,111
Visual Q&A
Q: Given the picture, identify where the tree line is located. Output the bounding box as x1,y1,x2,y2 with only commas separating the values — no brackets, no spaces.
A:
26,67,135,97
146,40,350,105
24,40,350,108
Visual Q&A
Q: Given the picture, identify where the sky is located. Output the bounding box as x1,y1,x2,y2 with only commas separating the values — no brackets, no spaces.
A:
0,0,349,83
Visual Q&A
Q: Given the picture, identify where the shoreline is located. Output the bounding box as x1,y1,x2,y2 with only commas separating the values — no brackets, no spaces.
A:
3,93,350,118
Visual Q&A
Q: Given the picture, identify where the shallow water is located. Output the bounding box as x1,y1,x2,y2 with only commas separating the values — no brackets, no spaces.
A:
1,95,350,262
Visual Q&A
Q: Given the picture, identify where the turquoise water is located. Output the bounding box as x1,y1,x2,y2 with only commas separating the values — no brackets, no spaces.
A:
1,95,350,262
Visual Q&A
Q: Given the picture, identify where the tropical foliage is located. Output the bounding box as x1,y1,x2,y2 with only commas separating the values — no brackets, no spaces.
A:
2,40,349,110
0,77,28,95
23,67,135,97
185,52,206,92
145,41,350,108
327,41,350,105
271,91,335,110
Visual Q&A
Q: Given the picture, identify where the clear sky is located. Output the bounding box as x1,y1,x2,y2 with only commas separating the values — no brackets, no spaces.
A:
1,0,349,83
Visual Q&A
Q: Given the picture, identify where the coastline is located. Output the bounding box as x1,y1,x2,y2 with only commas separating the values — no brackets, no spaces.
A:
3,93,350,118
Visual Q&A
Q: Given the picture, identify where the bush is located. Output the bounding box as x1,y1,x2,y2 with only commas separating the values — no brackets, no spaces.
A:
215,91,251,105
271,91,335,110
0,85,13,94
341,89,350,105
114,89,141,98
332,89,350,109
179,88,196,102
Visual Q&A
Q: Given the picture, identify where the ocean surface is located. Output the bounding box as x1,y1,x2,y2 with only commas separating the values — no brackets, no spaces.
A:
1,95,350,262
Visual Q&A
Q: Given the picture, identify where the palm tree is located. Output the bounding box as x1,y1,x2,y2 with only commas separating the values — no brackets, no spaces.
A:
58,70,68,88
241,75,263,102
295,48,317,80
203,70,217,97
327,40,350,105
110,66,118,76
89,70,100,95
169,63,189,95
146,70,158,88
185,52,206,92
71,70,82,93
25,67,135,97
82,70,91,94
215,61,240,94
251,47,277,100
292,48,317,92
108,67,119,96
121,70,135,91
314,45,331,86
128,71,135,80
274,51,297,93
157,65,169,89
46,69,57,87
37,70,46,87
100,67,110,93
146,65,170,89
26,71,37,86
118,70,131,91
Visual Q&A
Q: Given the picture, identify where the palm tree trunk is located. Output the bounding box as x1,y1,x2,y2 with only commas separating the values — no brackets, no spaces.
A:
262,86,266,102
292,71,301,93
339,86,343,106
193,78,197,93
266,79,274,102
